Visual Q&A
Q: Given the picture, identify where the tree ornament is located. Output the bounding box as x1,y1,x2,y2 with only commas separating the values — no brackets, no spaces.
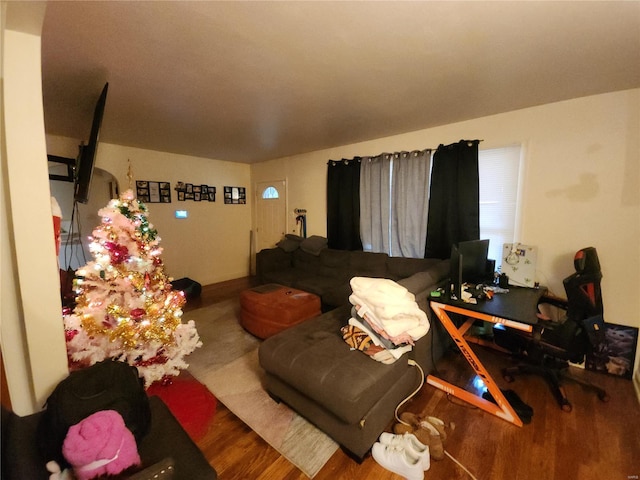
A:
63,189,201,386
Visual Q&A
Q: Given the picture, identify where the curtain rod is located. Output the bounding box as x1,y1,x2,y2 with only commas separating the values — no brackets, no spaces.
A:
327,139,484,165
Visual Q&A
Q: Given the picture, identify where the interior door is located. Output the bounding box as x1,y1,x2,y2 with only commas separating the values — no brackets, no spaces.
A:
256,180,287,253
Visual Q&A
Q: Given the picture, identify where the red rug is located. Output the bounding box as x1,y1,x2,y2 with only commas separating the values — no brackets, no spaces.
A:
147,370,217,442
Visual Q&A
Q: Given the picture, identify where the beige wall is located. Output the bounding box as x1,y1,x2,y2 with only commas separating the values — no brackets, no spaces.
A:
252,89,640,376
2,3,69,415
47,137,253,286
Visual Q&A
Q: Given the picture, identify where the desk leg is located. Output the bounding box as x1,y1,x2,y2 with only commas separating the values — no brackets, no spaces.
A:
427,302,523,427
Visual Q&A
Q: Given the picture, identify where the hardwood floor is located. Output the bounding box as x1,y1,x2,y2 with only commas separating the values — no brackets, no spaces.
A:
189,278,640,480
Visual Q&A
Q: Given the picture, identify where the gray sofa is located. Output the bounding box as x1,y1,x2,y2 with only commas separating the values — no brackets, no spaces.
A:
256,237,448,310
257,243,451,459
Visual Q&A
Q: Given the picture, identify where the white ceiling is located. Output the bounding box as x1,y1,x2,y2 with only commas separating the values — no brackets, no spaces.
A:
41,1,640,164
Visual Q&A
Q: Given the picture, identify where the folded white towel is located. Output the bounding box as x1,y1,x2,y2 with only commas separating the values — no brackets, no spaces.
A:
350,277,410,300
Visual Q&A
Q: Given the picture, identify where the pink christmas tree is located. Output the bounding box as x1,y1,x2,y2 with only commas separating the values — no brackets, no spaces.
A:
64,189,201,386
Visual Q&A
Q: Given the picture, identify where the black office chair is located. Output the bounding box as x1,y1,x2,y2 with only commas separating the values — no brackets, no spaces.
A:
493,247,609,412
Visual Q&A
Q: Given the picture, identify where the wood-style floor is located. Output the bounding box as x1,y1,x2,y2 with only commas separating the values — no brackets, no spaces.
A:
188,277,640,480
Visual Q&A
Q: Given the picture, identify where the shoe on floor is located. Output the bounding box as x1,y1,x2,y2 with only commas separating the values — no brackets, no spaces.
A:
397,412,445,461
371,442,424,480
399,412,450,442
378,432,430,471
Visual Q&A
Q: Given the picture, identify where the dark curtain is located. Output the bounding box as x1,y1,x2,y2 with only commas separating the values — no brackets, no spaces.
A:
327,159,363,250
425,140,480,259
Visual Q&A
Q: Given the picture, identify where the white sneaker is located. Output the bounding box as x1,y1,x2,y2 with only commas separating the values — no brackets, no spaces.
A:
378,432,430,470
371,441,424,480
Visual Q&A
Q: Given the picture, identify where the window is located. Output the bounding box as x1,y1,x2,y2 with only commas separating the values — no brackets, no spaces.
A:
479,145,523,267
262,186,279,199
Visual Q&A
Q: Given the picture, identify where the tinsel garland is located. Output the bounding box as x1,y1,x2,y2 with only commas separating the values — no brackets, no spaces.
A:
63,190,201,386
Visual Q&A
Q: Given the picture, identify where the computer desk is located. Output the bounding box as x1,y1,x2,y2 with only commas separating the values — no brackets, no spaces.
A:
427,285,547,427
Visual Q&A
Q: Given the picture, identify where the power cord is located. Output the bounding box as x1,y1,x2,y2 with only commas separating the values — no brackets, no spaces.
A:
394,359,425,425
445,451,479,480
394,360,479,480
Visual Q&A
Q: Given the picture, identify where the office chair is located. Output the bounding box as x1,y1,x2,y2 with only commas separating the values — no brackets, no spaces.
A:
493,247,609,412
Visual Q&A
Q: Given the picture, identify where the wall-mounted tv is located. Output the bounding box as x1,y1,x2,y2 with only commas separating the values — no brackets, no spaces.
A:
74,82,108,204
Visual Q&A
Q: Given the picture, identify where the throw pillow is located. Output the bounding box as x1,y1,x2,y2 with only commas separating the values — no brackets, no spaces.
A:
300,235,328,256
277,237,301,252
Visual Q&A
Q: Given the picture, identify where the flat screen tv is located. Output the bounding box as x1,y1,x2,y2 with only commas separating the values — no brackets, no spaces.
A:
74,82,108,204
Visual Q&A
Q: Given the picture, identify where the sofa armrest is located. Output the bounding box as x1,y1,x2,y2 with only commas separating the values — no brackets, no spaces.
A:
256,248,293,283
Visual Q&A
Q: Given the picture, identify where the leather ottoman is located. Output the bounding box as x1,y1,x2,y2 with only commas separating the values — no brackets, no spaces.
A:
240,284,321,339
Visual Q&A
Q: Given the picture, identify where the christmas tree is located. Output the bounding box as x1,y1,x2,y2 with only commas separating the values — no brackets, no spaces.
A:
64,189,201,386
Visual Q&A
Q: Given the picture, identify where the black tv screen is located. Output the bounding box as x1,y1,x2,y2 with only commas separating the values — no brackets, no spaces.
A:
74,82,108,204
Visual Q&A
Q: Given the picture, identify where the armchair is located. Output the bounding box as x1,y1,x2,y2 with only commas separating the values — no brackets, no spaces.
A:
493,247,609,412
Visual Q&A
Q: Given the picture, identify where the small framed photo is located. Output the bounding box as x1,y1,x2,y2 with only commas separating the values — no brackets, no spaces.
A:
136,180,171,203
224,186,246,204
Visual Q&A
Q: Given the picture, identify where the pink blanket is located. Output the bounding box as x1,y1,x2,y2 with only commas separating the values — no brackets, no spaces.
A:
62,410,140,480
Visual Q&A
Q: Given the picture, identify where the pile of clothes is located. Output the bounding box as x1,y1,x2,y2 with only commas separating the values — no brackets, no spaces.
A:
341,277,429,364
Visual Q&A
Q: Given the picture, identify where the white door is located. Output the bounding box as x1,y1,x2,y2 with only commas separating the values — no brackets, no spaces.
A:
256,180,287,253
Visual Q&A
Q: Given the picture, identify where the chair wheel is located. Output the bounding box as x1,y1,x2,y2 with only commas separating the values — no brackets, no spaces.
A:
597,391,610,402
561,402,572,413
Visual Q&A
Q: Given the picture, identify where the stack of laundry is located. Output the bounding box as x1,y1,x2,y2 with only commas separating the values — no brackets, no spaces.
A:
341,277,429,364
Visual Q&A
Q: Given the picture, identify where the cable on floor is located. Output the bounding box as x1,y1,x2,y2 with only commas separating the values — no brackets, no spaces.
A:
392,360,479,480
394,359,424,425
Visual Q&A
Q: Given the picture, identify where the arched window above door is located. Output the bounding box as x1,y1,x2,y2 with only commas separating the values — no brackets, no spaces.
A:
262,186,280,199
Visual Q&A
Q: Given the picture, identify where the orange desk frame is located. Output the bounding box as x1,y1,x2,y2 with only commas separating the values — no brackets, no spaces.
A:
427,301,535,427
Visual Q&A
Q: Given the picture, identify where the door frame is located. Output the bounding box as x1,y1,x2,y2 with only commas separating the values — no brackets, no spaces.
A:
252,178,288,273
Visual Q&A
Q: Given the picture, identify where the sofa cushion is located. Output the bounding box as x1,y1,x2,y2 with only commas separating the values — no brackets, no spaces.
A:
277,237,301,252
294,275,341,298
387,257,438,280
321,283,354,310
349,251,389,277
300,235,328,255
259,305,413,425
256,248,293,273
293,249,323,272
318,249,351,281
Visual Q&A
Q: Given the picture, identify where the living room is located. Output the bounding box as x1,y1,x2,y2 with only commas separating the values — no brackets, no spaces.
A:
2,2,640,478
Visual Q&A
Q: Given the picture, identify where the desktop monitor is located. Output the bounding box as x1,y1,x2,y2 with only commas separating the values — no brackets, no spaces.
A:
449,239,490,298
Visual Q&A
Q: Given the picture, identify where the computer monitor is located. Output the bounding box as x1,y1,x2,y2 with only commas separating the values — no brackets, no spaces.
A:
450,243,463,299
450,239,490,298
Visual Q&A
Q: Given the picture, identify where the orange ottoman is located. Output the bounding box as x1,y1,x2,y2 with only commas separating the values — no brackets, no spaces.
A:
240,284,321,339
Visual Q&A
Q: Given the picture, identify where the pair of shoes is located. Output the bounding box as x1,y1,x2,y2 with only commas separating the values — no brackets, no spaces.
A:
393,412,450,461
482,389,534,424
372,439,425,480
378,432,430,470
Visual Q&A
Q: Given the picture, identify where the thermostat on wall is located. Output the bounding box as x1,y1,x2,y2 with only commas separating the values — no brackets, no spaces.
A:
175,210,188,219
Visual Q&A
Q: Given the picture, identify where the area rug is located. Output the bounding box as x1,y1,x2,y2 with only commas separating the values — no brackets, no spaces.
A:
186,299,338,478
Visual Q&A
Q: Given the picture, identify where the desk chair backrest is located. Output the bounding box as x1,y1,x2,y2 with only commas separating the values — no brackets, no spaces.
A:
563,247,603,325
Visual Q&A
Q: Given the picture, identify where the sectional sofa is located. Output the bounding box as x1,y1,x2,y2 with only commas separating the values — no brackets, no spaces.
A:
256,235,449,310
256,237,452,458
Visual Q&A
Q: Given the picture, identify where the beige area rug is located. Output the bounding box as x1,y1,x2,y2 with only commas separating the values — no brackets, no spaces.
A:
186,299,338,478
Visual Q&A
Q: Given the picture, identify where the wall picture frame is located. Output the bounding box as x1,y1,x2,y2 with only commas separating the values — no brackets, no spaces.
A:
175,182,216,202
224,186,246,204
136,180,171,203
